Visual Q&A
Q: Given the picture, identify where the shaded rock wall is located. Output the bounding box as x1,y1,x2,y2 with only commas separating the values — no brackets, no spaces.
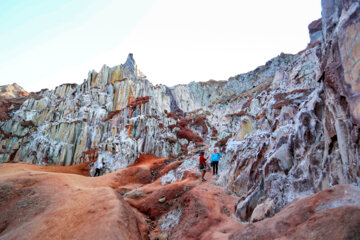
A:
308,18,323,44
217,0,360,222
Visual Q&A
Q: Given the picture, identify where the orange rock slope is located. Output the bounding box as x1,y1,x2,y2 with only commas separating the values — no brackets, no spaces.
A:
0,162,148,240
1,155,360,240
0,155,241,240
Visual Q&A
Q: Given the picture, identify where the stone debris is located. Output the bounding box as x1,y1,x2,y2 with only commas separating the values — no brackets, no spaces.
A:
158,197,166,203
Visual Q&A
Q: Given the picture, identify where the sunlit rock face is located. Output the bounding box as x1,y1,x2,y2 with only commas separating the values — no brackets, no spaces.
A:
0,0,359,223
0,51,294,170
0,83,29,99
0,54,183,168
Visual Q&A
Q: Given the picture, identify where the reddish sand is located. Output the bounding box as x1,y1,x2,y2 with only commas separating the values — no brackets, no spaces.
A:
1,156,359,240
0,162,148,240
103,154,243,239
0,155,241,240
0,161,94,176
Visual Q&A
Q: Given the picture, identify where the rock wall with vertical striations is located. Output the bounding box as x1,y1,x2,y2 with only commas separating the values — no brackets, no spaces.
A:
0,0,359,223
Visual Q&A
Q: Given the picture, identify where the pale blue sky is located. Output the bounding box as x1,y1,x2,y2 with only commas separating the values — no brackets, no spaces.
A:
0,0,321,92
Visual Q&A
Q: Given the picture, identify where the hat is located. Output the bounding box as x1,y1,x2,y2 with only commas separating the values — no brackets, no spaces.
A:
200,151,205,154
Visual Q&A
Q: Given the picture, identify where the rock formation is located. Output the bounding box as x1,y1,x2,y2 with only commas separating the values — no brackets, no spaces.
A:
308,18,323,45
0,0,360,239
1,157,359,240
229,184,360,240
0,162,149,240
0,83,29,99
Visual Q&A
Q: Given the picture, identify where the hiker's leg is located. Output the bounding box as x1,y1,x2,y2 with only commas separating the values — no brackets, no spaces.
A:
215,162,218,175
212,162,216,175
202,170,206,180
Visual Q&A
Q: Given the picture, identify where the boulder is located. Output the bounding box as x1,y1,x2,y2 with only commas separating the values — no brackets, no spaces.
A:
230,185,360,240
250,198,274,222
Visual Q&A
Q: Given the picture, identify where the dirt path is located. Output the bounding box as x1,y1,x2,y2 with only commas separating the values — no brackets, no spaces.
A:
0,161,94,176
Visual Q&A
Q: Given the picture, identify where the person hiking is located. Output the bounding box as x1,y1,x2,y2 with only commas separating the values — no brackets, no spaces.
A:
211,148,222,175
199,151,208,182
94,160,103,177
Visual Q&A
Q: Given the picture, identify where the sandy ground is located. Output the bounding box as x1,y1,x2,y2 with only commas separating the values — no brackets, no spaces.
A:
0,161,148,240
0,155,242,240
1,156,359,240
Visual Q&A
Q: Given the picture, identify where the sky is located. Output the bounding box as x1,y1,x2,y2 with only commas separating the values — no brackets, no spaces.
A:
0,0,321,92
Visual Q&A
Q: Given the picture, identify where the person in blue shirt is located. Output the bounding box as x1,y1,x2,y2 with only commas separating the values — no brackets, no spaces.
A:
211,149,222,175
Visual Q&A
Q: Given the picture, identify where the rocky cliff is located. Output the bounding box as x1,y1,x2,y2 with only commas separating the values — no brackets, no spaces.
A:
0,83,29,99
0,52,295,169
0,0,359,235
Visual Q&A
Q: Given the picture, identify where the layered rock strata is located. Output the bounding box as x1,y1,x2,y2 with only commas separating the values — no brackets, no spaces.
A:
0,52,294,170
0,0,359,227
221,0,360,221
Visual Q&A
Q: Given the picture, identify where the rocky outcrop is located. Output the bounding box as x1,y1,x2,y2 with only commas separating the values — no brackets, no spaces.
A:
210,0,360,223
308,18,323,44
0,0,359,230
0,50,295,171
321,0,360,123
0,83,29,99
0,56,180,166
0,156,243,240
213,45,329,221
230,184,360,240
1,157,358,240
0,163,148,240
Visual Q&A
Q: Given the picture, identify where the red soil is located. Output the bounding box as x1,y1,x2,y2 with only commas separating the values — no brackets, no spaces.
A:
0,155,240,240
1,156,358,240
190,115,208,135
0,163,148,240
176,128,203,143
229,185,360,240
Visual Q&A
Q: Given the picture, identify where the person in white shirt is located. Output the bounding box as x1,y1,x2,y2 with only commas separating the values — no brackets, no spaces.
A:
94,160,103,177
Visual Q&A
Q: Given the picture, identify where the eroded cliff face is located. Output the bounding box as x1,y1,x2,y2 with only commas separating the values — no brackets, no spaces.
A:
0,0,359,226
0,83,29,99
220,0,360,222
0,51,294,170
